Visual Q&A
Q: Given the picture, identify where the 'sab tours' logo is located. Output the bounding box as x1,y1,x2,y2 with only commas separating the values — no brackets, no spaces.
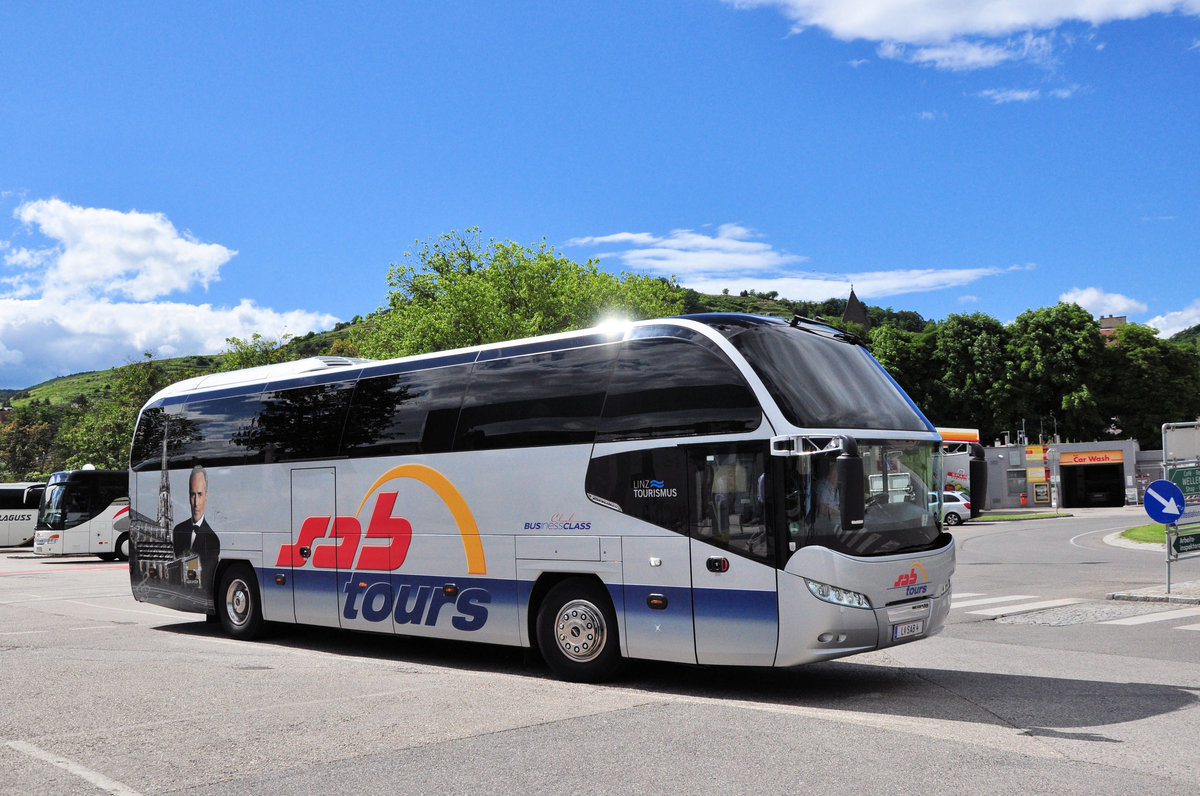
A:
891,562,928,597
275,465,490,631
276,464,485,574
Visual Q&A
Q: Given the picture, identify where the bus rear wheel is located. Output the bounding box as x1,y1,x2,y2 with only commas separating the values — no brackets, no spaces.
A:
114,532,130,561
536,578,623,683
217,564,266,640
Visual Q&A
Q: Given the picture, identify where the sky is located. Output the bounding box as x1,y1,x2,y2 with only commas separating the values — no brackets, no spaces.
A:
2,1,1199,388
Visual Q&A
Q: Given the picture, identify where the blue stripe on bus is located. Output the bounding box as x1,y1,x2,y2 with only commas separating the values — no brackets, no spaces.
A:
691,586,777,622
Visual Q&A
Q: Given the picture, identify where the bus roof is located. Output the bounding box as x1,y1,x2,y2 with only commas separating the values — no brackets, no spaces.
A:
47,470,127,484
142,314,813,407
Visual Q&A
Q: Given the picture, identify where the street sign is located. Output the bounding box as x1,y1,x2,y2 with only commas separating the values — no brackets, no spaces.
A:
1144,479,1186,525
1173,532,1200,555
1167,465,1200,498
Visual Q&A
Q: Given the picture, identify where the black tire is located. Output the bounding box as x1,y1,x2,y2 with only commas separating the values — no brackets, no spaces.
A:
96,553,117,562
944,511,963,526
114,532,130,562
536,578,623,683
217,564,266,640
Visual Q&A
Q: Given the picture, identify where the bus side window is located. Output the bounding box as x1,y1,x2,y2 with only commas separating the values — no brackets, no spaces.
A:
688,446,772,564
596,337,761,443
455,345,617,451
249,381,355,462
340,363,471,457
584,448,688,534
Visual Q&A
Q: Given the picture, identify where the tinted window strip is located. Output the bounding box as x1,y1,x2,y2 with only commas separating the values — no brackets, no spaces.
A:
474,333,614,362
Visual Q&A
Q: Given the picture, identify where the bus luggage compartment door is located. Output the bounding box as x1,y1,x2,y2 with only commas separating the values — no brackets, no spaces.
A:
290,468,342,628
621,536,696,664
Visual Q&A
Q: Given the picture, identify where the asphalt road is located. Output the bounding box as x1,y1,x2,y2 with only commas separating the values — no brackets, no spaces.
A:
1,506,1198,794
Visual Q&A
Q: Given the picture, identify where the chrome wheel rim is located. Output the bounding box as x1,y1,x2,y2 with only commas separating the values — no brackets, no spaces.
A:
554,599,606,663
225,578,251,628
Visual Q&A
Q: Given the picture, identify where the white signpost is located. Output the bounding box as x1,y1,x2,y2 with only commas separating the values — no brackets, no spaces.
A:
1157,423,1200,592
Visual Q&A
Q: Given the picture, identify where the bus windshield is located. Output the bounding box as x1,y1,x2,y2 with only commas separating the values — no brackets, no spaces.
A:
730,324,931,432
783,439,943,558
36,484,91,531
37,484,68,530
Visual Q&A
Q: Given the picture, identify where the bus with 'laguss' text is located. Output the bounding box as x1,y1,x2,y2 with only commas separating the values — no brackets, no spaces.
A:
34,468,130,560
1,482,45,547
128,314,975,682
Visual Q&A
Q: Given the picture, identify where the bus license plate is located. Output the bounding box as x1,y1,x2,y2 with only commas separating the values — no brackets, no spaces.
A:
893,620,924,640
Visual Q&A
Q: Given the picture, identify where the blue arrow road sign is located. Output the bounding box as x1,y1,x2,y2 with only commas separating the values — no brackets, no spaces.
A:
1145,479,1187,524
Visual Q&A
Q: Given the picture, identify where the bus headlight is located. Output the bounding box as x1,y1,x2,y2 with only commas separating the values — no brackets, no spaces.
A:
804,578,872,609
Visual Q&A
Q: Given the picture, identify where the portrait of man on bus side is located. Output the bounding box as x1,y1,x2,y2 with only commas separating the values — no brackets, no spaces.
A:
172,465,220,594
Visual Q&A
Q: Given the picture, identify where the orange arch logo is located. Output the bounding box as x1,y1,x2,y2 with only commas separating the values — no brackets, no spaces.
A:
356,464,486,575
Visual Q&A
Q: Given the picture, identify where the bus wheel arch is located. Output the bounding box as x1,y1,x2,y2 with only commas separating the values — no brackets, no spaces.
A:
114,532,130,561
216,561,267,641
534,575,623,682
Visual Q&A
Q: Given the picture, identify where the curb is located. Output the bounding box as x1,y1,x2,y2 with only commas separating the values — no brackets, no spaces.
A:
976,513,1073,522
1106,583,1200,605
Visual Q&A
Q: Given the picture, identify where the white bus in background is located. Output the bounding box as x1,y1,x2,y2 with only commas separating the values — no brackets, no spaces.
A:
33,468,130,560
0,482,45,546
129,313,964,682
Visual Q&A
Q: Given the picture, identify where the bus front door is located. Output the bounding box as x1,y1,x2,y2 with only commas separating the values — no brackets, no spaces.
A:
688,447,779,666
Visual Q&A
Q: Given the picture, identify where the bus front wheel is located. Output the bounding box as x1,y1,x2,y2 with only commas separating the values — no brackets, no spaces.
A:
217,564,266,641
114,533,130,561
536,578,623,682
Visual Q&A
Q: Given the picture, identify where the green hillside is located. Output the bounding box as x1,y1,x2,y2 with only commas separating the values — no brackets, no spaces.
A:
1170,323,1200,348
8,326,352,408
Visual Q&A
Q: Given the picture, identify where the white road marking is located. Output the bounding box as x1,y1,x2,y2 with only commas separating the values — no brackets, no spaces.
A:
952,595,1037,608
6,740,143,796
967,598,1083,616
1098,607,1200,626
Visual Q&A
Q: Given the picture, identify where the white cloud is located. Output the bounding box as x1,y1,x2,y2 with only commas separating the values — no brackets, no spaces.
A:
569,224,1028,303
880,35,1050,70
979,88,1043,103
977,84,1080,103
727,1,1200,44
1059,286,1149,317
569,224,807,278
1,200,337,387
11,198,235,302
1146,299,1200,337
726,1,1200,69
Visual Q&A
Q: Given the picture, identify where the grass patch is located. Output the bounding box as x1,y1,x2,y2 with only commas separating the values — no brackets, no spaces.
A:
1121,523,1166,544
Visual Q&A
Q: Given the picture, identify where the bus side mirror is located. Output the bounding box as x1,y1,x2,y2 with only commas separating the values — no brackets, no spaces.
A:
968,442,988,519
837,437,865,531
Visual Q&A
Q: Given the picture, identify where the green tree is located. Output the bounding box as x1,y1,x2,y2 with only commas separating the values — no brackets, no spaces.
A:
930,313,1011,441
1005,303,1105,441
221,332,296,371
0,400,72,480
1099,324,1200,447
353,228,686,359
869,324,939,416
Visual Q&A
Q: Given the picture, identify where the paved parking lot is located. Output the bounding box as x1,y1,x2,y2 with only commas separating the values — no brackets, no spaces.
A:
3,545,1199,794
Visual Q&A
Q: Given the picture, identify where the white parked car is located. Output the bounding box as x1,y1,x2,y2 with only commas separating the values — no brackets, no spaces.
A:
929,491,971,526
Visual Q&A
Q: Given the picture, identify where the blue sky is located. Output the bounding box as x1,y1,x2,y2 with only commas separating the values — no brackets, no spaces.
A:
3,1,1199,388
